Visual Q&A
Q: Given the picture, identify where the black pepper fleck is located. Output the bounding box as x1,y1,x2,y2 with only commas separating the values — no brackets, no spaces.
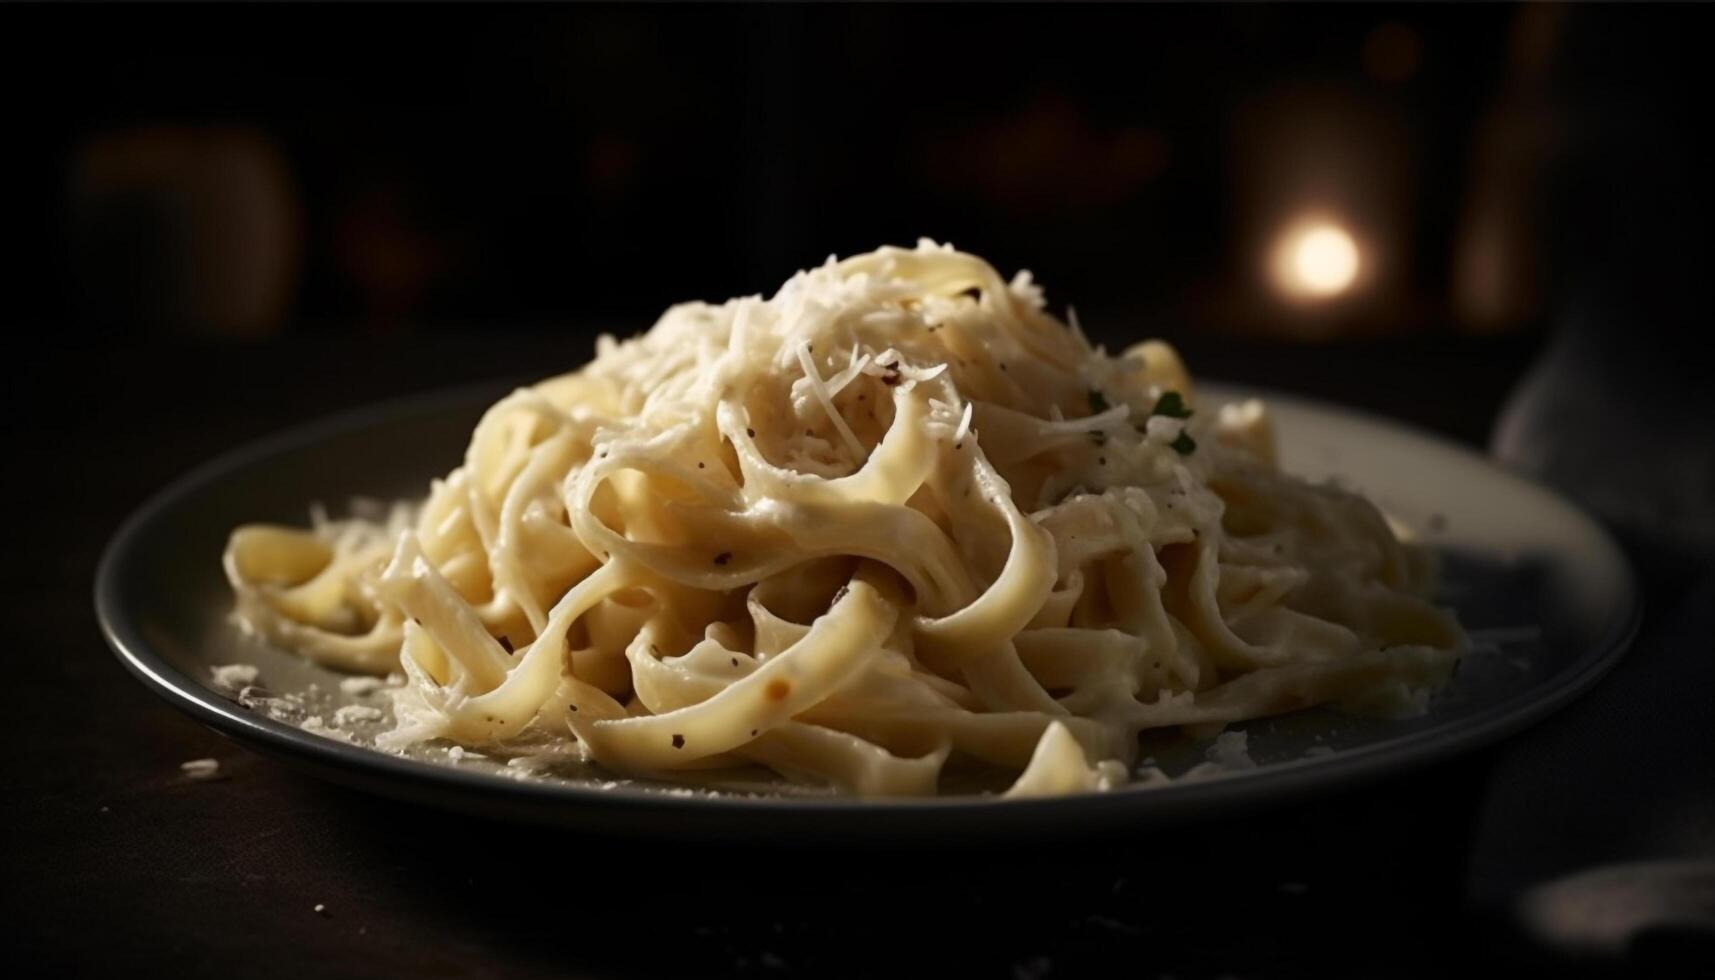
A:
671,734,685,749
714,551,733,565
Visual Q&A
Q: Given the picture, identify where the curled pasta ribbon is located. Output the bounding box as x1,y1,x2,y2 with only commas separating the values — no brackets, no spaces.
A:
1004,721,1128,798
569,570,898,771
722,386,935,509
381,534,630,743
913,458,1057,660
225,525,402,673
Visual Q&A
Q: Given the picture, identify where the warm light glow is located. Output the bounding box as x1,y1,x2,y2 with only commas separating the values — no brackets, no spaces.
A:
1273,220,1361,300
1293,226,1359,294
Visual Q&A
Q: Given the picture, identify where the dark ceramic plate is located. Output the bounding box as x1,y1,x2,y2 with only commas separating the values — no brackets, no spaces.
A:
95,380,1638,841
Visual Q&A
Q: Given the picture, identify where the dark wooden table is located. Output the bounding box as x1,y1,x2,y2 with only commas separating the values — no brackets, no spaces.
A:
16,328,1688,979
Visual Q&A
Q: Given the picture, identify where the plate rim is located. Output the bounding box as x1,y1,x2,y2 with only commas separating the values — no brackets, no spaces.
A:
94,377,1643,836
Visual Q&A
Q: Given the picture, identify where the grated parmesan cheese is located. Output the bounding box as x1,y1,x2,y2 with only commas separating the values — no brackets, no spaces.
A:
333,704,384,726
795,341,865,458
1208,731,1257,770
338,676,386,696
210,664,259,689
180,758,223,781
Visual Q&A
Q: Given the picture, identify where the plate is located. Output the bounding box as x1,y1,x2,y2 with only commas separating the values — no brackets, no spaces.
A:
95,379,1639,840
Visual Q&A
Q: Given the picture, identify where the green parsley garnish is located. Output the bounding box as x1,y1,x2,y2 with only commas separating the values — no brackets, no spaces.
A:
1170,430,1197,456
1088,388,1109,414
1151,391,1192,419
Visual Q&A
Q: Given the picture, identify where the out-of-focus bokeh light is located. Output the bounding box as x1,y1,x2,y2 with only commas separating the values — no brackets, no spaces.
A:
1272,220,1361,300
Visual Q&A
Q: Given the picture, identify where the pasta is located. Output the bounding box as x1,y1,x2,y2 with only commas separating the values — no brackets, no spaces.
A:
224,241,1465,797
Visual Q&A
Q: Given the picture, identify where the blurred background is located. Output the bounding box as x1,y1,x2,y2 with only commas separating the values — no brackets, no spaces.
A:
14,2,1707,347
19,0,1712,557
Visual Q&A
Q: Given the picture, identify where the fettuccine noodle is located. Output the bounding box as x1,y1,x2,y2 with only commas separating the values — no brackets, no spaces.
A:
225,241,1464,797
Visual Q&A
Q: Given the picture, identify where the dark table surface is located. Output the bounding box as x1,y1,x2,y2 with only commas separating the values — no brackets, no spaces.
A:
8,330,1709,979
